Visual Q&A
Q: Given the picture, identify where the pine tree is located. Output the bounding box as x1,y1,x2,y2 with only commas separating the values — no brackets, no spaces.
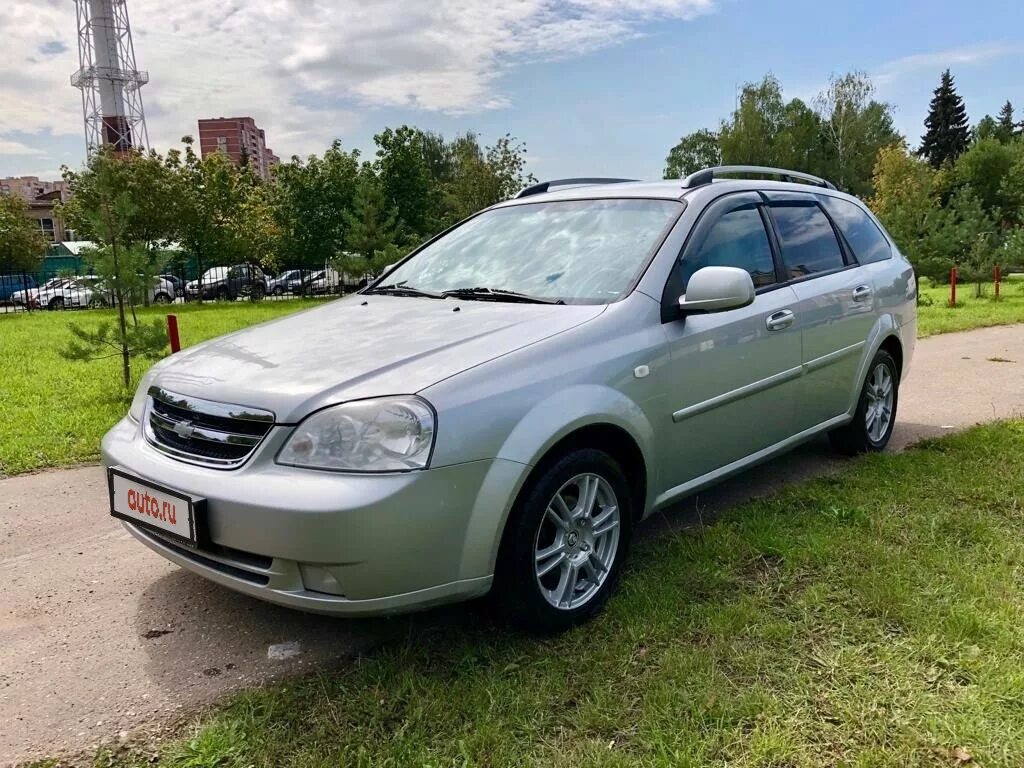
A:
996,101,1017,141
919,70,970,167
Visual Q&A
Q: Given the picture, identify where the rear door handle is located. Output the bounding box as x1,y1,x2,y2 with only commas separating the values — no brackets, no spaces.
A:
766,309,795,331
852,284,873,302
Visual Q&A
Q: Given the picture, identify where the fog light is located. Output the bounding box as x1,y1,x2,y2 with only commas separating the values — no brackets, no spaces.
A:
299,563,346,596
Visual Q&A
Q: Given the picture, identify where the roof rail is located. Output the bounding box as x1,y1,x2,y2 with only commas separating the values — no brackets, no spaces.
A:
516,177,638,199
681,165,836,190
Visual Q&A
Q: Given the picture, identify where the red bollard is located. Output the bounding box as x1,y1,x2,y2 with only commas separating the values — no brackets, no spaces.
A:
995,265,1001,300
950,266,957,307
167,314,181,353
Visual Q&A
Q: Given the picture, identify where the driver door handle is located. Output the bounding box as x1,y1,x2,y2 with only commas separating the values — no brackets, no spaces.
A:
766,309,795,331
852,284,873,302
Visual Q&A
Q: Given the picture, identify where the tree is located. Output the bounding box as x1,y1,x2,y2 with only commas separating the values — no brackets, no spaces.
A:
953,138,1018,223
996,101,1017,142
441,132,533,223
173,136,263,278
0,194,48,273
270,140,361,267
342,173,398,261
919,70,970,167
997,145,1024,227
374,126,438,241
813,72,900,195
483,133,534,204
718,75,789,167
870,143,941,276
57,148,169,387
664,129,721,178
973,115,999,143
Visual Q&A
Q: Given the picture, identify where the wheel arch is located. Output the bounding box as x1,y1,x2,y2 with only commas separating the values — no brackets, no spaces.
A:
847,315,903,416
459,385,658,581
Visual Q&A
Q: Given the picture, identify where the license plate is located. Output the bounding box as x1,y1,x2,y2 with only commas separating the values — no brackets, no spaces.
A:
108,467,207,547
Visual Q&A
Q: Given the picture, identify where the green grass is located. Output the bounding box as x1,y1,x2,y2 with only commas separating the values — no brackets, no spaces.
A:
2,285,1023,476
917,281,1024,337
0,300,322,476
78,421,1024,767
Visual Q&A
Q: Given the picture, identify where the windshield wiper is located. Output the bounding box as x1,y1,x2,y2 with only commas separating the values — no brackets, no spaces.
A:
442,287,564,305
364,281,445,299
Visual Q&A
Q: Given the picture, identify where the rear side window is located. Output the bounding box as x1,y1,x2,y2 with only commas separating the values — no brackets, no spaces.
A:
819,196,892,264
769,203,845,278
681,206,777,289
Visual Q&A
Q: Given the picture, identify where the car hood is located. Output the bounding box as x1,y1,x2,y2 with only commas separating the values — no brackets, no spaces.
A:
148,294,605,422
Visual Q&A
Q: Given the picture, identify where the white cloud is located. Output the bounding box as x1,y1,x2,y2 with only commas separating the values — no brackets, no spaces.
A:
0,138,45,156
873,41,1022,86
0,0,716,168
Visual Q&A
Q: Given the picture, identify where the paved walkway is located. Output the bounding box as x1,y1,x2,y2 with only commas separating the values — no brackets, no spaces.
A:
2,324,1022,765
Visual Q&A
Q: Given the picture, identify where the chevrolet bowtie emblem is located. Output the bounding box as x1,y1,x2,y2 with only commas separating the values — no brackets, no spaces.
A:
173,420,196,439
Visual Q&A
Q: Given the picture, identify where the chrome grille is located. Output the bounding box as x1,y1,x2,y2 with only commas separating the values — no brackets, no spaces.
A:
144,386,274,469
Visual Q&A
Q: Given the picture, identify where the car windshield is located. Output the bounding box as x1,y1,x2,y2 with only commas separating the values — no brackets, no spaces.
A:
379,198,683,304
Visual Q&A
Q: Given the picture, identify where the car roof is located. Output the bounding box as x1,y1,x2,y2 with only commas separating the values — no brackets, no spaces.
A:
492,177,868,209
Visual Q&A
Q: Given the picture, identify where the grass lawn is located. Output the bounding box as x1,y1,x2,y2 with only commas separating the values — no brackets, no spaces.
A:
73,421,1024,767
2,284,1023,476
0,300,323,476
917,280,1024,337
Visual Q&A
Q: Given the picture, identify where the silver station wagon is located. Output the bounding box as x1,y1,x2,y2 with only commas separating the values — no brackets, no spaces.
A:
103,166,916,632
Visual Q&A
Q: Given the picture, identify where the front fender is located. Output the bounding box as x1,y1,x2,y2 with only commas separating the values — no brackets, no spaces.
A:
458,385,659,579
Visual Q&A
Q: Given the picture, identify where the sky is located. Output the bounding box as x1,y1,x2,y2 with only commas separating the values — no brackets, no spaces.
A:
1,0,1022,182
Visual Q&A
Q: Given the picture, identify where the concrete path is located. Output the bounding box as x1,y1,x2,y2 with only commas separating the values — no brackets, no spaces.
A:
2,324,1022,765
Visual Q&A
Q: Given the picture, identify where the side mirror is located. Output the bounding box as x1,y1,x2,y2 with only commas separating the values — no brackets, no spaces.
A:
677,266,755,314
380,263,396,276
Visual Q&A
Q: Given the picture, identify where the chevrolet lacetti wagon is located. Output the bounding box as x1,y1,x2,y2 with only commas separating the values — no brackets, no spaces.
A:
103,166,916,632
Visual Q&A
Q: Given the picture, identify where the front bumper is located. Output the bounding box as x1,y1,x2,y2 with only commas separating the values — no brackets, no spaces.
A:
102,416,526,615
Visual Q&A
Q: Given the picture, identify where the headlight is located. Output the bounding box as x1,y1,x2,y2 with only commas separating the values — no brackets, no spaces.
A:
277,397,435,472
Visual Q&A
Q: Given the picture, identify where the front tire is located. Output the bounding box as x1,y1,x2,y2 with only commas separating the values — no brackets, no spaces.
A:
829,349,899,455
492,448,632,633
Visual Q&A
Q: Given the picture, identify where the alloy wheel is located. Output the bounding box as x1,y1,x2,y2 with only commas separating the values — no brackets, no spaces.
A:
534,473,621,611
865,362,894,443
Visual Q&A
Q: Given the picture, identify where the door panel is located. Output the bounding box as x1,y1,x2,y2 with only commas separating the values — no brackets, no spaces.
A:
659,287,803,492
765,196,876,429
788,270,874,427
656,191,802,494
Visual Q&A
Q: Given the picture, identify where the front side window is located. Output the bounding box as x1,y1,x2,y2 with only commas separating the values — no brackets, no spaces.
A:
680,205,776,289
379,199,683,304
818,196,892,264
769,203,845,278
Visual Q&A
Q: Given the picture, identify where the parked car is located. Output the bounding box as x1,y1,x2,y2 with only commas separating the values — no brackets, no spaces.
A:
301,269,343,296
38,275,175,310
185,264,267,301
103,167,916,632
159,274,185,298
267,268,313,296
9,276,65,307
35,276,104,309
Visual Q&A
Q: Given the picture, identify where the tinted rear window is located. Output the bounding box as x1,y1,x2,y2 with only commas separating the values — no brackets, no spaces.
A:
770,203,845,278
819,196,892,264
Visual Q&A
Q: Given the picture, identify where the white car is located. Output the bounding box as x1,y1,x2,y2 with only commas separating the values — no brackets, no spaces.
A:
10,277,69,307
38,276,176,310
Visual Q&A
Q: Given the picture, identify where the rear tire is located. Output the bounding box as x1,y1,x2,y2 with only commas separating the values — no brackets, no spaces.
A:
153,292,172,305
491,448,632,633
829,349,899,455
48,297,64,310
